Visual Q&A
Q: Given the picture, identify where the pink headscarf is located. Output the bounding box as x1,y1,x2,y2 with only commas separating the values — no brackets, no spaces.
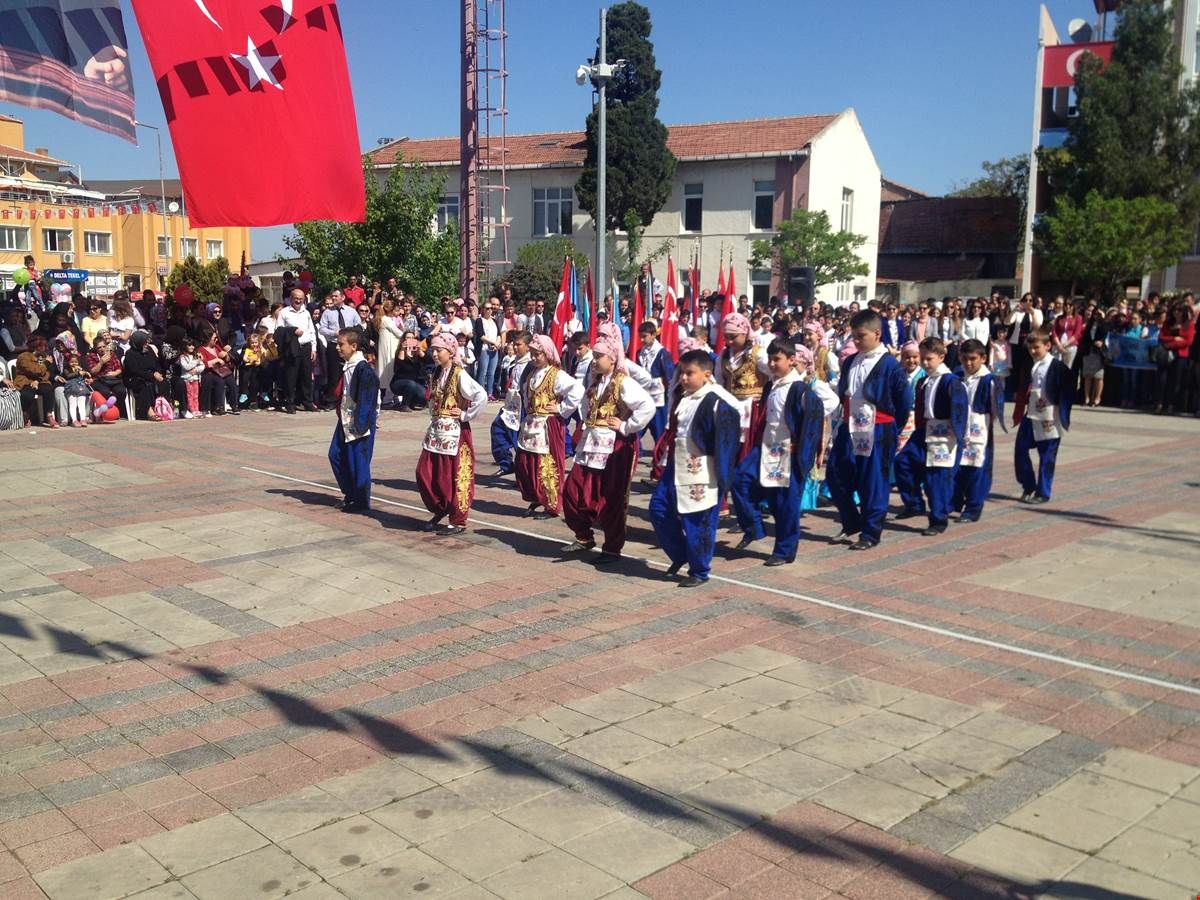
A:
677,336,700,356
900,340,920,355
803,321,828,348
793,344,815,372
593,333,624,367
430,332,460,362
838,341,858,364
529,334,561,366
721,312,751,335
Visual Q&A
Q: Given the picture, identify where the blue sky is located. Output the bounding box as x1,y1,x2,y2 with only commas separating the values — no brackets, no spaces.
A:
5,0,1095,260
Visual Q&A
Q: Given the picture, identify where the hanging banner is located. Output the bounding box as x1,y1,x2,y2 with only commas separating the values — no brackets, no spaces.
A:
1042,41,1114,89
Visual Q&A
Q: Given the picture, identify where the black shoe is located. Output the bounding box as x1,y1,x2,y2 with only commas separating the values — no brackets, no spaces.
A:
894,508,921,520
532,511,556,520
734,535,756,551
341,503,368,514
829,531,856,545
523,503,538,518
921,524,947,537
594,552,620,566
422,515,444,532
1028,495,1049,505
436,524,466,536
1019,491,1035,503
228,410,240,416
678,576,705,588
764,556,791,567
957,514,979,524
665,561,684,576
848,538,878,551
561,540,596,554
285,406,296,415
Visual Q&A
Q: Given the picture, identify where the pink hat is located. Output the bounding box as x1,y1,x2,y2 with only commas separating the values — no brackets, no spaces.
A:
721,312,751,335
900,340,920,354
529,334,561,366
803,321,829,348
793,344,814,371
838,341,858,364
593,333,624,364
677,336,700,355
430,332,460,361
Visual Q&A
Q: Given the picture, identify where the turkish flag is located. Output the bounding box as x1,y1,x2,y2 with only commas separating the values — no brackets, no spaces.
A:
550,257,573,351
1042,42,1113,89
660,256,680,362
130,0,365,228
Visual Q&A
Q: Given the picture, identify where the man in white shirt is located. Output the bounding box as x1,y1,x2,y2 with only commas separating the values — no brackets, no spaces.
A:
318,289,362,408
279,288,318,413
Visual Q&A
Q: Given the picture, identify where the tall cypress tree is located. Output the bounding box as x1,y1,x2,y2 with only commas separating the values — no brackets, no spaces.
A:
575,2,677,234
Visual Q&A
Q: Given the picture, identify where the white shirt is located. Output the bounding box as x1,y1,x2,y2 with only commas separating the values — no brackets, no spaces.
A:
1008,308,1044,344
923,365,950,420
583,370,655,436
435,365,488,422
479,317,500,349
764,370,800,432
846,345,888,402
280,305,317,347
637,342,667,407
573,350,594,381
524,365,584,419
809,377,839,417
1030,355,1051,393
962,317,990,345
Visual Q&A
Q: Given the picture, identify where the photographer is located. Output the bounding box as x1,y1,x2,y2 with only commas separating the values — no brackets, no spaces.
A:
389,331,427,411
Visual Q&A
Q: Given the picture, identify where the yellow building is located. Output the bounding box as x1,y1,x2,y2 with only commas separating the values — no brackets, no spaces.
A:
0,114,249,298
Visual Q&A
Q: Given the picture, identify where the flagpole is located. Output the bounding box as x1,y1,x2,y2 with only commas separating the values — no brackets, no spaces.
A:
596,8,609,317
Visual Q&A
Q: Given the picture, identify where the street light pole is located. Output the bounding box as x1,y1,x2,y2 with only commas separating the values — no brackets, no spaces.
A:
134,121,170,288
578,9,621,313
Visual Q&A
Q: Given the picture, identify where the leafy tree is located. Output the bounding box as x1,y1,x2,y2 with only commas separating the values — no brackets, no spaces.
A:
166,255,229,304
575,2,677,241
285,159,459,300
1035,191,1190,301
949,156,1029,200
495,236,589,302
749,209,869,288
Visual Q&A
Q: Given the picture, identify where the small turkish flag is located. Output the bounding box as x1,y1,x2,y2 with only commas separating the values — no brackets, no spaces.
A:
87,208,96,219
130,0,365,228
58,209,66,220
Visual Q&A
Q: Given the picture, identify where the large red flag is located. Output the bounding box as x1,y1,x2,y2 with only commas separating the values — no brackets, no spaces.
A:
550,256,573,351
714,255,736,354
661,256,680,361
726,256,737,311
716,258,726,301
627,281,644,358
130,0,365,228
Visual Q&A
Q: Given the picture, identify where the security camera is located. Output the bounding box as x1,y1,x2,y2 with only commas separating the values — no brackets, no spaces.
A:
575,65,590,86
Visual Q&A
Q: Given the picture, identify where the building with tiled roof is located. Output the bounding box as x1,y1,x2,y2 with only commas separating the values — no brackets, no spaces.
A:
367,110,881,305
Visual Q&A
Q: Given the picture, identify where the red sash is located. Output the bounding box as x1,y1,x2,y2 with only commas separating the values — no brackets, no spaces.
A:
842,397,895,425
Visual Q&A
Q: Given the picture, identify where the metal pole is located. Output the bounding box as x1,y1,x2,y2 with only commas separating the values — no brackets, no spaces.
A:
596,7,607,313
135,121,170,287
460,0,479,303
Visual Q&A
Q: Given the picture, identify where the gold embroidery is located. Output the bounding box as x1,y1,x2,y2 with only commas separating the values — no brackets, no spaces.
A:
527,366,562,416
538,450,560,510
724,346,767,399
455,433,473,518
430,365,463,418
583,372,628,427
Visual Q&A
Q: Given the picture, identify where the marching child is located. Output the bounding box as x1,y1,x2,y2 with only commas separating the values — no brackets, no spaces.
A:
636,320,674,444
491,331,530,475
417,333,489,534
178,337,204,419
953,338,1005,522
827,310,912,550
562,333,655,562
715,313,770,455
730,339,826,566
328,328,379,513
893,341,928,517
649,350,742,586
894,337,968,536
514,335,583,519
1013,327,1072,504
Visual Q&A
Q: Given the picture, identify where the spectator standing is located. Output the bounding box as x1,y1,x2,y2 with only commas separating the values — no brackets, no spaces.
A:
1052,301,1084,371
1156,304,1195,414
317,289,361,409
279,288,318,413
1079,306,1108,407
344,275,367,308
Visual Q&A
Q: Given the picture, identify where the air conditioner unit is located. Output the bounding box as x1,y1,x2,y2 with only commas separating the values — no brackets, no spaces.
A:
61,252,74,265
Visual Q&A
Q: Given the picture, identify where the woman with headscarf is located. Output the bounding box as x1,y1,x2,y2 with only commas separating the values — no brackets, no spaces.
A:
562,332,655,561
12,334,59,427
513,334,584,519
415,333,489,535
122,331,165,420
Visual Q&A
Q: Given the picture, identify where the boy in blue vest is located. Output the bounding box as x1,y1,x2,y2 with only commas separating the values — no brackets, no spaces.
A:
328,328,379,513
1014,327,1073,504
953,338,1005,522
636,320,674,444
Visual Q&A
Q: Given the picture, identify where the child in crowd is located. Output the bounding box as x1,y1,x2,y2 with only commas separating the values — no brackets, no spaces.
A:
179,337,204,419
61,351,91,427
797,343,840,511
328,328,379,514
636,320,674,444
730,339,825,566
260,329,280,409
1014,327,1073,504
989,324,1011,397
894,337,968,536
893,341,927,511
239,332,266,410
491,330,530,476
953,339,1005,523
456,331,476,373
649,349,741,586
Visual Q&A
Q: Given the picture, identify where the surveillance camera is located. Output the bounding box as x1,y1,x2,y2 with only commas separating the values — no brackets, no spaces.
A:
575,65,590,85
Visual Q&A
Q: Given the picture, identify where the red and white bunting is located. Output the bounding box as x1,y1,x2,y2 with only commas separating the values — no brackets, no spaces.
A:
0,201,184,222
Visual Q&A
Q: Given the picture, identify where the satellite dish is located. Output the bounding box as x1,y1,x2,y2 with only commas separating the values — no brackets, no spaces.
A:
167,201,180,213
1068,18,1094,43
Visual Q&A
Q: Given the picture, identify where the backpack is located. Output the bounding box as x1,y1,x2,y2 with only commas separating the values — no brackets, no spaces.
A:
153,396,175,421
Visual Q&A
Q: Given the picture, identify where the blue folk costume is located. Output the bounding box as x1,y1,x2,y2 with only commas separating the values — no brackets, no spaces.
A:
953,368,1006,521
1014,356,1073,502
882,316,907,351
730,372,824,563
649,383,741,582
328,353,380,511
893,367,969,530
827,347,912,546
637,341,675,443
490,352,530,474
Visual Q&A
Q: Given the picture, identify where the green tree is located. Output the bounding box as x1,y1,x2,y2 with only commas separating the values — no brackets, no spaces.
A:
575,2,677,241
495,236,589,302
1035,191,1190,301
166,255,229,304
949,155,1029,200
284,159,459,300
749,209,869,288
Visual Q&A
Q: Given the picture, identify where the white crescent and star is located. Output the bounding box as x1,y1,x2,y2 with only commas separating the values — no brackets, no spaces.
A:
232,37,284,90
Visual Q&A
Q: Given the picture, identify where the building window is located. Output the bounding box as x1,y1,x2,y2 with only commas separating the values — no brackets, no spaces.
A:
682,183,703,233
180,237,199,259
753,180,774,230
853,285,868,303
84,231,112,255
836,283,848,303
437,194,459,232
840,188,854,232
750,268,772,306
206,239,224,260
0,226,30,252
533,187,573,236
43,229,73,253
157,235,171,257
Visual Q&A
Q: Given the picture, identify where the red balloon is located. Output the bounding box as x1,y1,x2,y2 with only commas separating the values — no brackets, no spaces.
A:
101,406,120,422
173,284,195,306
90,390,107,406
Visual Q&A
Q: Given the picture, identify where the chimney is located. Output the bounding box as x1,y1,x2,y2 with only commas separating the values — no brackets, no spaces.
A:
34,147,50,158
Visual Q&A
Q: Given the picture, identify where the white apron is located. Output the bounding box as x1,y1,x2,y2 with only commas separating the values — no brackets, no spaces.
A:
848,397,877,457
423,416,461,456
575,427,617,470
925,419,956,468
1029,387,1060,441
759,374,798,488
517,415,550,454
960,372,990,469
674,385,719,513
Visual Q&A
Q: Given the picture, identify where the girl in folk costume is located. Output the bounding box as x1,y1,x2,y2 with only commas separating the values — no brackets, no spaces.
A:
729,339,826,566
893,337,969,536
1013,327,1073,505
827,311,913,551
328,328,380,514
953,339,1005,523
561,333,655,563
649,350,742,587
714,313,771,458
417,333,489,535
801,322,839,388
515,335,584,519
794,344,840,510
490,331,531,476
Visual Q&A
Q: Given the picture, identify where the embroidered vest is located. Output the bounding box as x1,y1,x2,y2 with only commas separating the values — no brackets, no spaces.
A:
583,372,628,427
724,346,766,399
526,365,562,416
430,365,464,417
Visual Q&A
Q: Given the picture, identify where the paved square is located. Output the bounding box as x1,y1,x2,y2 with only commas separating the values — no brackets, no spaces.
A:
1,404,1197,899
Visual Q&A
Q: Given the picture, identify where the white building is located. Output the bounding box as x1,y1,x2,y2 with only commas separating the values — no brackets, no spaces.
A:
367,110,882,307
